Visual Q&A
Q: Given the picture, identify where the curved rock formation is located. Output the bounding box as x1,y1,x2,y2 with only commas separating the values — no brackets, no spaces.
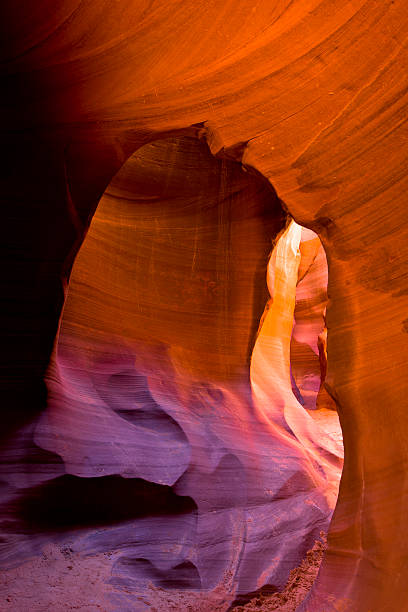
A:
1,1,407,610
286,226,328,410
32,138,341,605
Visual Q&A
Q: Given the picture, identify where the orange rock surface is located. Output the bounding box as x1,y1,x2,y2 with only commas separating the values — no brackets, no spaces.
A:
1,2,407,610
33,141,341,605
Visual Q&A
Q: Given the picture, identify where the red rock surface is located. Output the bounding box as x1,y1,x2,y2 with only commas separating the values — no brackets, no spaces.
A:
290,227,328,410
1,1,407,610
32,142,341,606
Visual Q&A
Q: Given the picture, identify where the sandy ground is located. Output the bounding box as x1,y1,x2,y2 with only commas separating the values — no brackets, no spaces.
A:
0,544,119,611
0,535,326,611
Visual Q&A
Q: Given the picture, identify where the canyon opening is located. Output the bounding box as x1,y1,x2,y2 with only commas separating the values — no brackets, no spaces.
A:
1,136,342,610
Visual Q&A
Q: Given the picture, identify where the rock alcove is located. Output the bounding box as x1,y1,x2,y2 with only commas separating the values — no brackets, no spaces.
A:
6,135,341,609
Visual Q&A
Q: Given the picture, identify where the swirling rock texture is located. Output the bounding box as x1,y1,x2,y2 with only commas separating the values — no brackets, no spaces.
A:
6,137,342,610
289,227,328,411
1,1,407,610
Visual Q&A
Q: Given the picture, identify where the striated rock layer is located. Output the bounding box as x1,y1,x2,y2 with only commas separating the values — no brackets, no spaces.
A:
31,138,341,606
1,1,407,609
290,227,332,411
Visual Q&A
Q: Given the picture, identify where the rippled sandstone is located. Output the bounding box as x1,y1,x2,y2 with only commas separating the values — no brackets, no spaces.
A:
1,2,407,610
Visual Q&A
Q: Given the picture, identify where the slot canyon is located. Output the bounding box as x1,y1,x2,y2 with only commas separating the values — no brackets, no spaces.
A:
0,2,407,611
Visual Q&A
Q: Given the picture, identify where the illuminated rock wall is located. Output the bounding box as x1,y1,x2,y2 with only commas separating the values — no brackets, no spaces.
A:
31,139,341,605
1,2,407,610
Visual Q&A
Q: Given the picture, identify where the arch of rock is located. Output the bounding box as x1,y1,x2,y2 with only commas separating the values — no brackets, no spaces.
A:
1,2,408,610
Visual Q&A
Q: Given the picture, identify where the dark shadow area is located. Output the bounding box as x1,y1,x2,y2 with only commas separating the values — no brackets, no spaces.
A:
6,474,196,532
